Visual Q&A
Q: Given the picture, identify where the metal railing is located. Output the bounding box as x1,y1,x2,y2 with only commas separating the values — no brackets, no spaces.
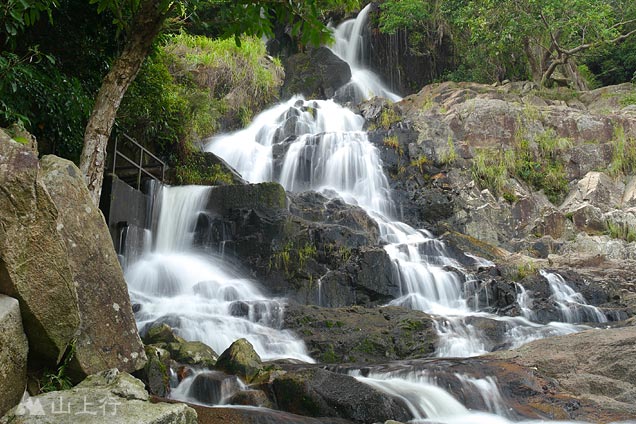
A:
111,127,165,190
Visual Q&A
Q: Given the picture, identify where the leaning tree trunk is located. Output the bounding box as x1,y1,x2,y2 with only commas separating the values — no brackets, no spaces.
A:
80,0,168,205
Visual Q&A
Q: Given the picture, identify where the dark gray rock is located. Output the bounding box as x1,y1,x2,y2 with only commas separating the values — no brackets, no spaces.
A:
283,305,436,363
282,47,352,100
271,367,411,422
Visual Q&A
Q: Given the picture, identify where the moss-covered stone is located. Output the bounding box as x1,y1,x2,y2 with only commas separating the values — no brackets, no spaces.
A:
136,345,171,397
163,341,218,369
142,323,185,345
215,338,263,383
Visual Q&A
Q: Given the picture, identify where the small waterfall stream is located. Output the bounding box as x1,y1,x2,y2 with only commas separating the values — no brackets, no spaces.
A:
126,185,313,363
122,4,612,423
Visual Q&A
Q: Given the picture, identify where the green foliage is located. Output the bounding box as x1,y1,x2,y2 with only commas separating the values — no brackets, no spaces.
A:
378,0,431,35
270,241,317,277
1,0,58,45
40,339,75,393
174,163,234,186
0,54,93,162
440,136,458,165
472,127,571,204
117,53,190,163
410,155,428,172
608,125,636,176
471,148,509,195
606,219,636,243
619,92,636,107
373,107,401,130
445,0,636,85
383,135,402,155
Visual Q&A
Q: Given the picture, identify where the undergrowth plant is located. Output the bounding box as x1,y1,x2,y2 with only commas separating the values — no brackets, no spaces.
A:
40,340,76,393
608,125,636,177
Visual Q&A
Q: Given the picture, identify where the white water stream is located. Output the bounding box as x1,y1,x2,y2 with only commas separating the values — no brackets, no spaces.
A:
125,186,313,363
124,4,613,423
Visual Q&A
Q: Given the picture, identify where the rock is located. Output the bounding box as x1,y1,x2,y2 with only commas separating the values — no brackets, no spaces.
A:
271,367,411,422
493,326,636,419
226,389,272,408
567,203,607,235
215,338,263,383
561,171,624,213
142,323,185,345
282,47,352,100
188,404,351,424
168,151,245,186
165,341,218,369
0,369,197,424
0,295,28,417
136,345,171,397
187,371,242,405
283,305,436,363
205,182,287,214
40,155,146,380
0,133,80,367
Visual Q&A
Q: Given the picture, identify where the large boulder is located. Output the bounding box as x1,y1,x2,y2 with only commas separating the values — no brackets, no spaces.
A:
0,369,197,424
283,305,436,363
39,155,146,380
215,338,263,383
282,47,352,100
0,133,80,368
492,326,636,419
271,367,411,423
0,295,28,417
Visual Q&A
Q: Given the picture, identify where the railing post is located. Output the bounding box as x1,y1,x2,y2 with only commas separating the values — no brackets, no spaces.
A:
138,147,143,190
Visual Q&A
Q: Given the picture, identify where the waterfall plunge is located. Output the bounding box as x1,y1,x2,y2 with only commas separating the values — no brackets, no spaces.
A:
126,185,313,363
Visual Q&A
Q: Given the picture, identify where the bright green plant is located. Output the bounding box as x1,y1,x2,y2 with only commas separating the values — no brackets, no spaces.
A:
40,340,75,393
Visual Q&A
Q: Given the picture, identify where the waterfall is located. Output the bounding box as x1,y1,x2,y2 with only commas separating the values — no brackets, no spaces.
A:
125,185,313,363
330,4,402,103
138,4,609,421
541,270,607,324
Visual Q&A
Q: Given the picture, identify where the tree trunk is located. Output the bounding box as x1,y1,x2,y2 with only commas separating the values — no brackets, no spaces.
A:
79,0,168,205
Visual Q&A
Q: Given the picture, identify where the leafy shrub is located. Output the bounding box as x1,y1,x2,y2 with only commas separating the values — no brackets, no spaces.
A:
0,53,93,162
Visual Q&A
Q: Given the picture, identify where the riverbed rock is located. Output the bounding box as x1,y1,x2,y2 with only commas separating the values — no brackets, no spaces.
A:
0,369,197,424
271,367,411,422
493,326,636,420
0,295,28,417
165,341,218,369
136,345,171,397
215,338,263,383
283,305,436,363
0,133,80,368
188,371,242,405
282,47,352,100
40,155,146,380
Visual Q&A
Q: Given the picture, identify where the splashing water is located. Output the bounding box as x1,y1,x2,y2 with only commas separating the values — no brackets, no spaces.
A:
541,270,607,324
125,185,313,363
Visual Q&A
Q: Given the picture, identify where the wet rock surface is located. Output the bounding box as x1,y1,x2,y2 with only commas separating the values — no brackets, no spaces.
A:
283,305,437,364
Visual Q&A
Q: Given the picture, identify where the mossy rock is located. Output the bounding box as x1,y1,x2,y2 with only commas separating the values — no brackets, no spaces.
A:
162,341,218,368
143,323,185,345
215,338,263,383
136,345,171,397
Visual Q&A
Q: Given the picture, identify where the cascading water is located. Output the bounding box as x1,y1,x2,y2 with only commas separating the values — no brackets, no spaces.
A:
330,4,401,103
125,185,313,364
540,270,607,324
199,4,607,422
